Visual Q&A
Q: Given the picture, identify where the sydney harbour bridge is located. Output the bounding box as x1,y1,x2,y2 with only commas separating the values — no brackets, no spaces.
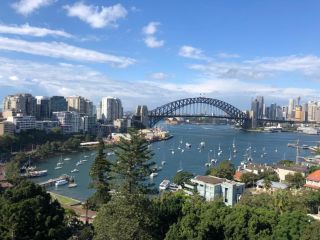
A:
139,97,306,129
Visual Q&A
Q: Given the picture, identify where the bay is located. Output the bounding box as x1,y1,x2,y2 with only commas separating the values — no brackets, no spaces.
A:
32,124,320,201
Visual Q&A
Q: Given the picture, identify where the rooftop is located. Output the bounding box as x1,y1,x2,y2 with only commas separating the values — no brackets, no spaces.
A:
193,175,225,185
256,179,288,189
276,165,308,173
306,170,320,182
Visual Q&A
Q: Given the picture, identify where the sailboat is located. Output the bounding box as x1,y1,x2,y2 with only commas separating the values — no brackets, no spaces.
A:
205,153,211,167
211,149,218,164
177,159,183,173
55,155,63,170
228,148,232,161
218,144,222,156
232,138,237,153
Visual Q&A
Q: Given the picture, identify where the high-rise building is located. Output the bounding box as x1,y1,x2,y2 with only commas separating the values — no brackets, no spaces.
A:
66,96,93,116
269,103,277,120
295,106,303,121
100,97,123,123
35,96,50,120
50,96,67,113
3,93,36,116
288,98,295,119
256,96,264,119
307,101,317,122
250,99,259,128
135,105,149,127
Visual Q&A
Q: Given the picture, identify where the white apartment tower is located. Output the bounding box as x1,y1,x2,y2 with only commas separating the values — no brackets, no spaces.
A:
100,97,123,123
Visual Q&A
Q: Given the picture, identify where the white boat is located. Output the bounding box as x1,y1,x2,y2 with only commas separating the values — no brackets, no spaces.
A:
205,163,211,167
70,168,79,173
150,172,158,178
181,149,185,153
200,141,205,148
185,142,191,148
161,160,166,165
171,150,175,155
81,159,88,162
275,148,278,152
218,151,222,156
64,157,71,161
218,144,221,151
159,179,170,190
107,151,115,156
177,169,183,173
27,170,48,177
84,155,89,158
68,183,77,188
232,138,236,149
55,179,68,186
54,166,62,170
76,161,83,166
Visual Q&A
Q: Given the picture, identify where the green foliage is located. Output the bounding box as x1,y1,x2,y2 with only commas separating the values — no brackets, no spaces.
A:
240,172,258,186
259,169,280,182
208,160,235,180
285,172,305,188
278,160,295,166
0,180,67,240
153,192,187,239
112,128,154,194
272,211,312,240
308,165,320,174
93,194,156,240
173,171,194,186
4,160,21,184
89,141,112,208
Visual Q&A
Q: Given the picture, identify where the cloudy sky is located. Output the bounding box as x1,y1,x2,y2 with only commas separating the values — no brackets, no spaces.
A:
0,0,320,110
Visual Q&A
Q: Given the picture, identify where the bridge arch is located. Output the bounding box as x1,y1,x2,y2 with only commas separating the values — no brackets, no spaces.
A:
148,97,249,128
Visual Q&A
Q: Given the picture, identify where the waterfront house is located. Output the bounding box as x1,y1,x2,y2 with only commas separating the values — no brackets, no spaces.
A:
191,175,245,206
275,165,308,182
304,170,320,189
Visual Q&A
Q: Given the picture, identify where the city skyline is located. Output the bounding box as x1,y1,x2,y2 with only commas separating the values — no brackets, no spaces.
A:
1,1,320,109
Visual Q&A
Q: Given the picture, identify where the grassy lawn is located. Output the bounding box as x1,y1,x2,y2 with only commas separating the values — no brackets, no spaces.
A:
49,192,81,206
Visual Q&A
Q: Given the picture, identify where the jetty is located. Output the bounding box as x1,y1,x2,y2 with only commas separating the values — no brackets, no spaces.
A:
38,175,70,188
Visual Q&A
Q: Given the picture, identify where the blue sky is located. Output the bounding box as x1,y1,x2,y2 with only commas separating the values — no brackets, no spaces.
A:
0,0,320,110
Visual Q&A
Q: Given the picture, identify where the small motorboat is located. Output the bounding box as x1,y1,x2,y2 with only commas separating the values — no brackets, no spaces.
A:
161,161,166,165
150,172,158,178
54,166,62,170
70,168,79,173
55,179,68,187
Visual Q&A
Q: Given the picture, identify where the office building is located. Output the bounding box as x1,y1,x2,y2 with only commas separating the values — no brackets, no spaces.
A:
35,96,50,120
52,111,80,134
6,115,36,132
308,101,317,122
135,105,149,127
35,121,59,133
288,98,295,119
50,96,68,113
3,93,36,116
100,97,123,123
256,96,264,119
295,106,303,121
0,121,15,136
250,99,259,128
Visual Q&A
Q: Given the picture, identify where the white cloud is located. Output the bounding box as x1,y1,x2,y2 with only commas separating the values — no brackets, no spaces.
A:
12,0,55,16
217,52,240,58
144,36,164,48
150,72,168,80
179,45,209,61
142,22,160,35
142,22,164,48
0,23,72,38
64,2,127,28
0,37,135,68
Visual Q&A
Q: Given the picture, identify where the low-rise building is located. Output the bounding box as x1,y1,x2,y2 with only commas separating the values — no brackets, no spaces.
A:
275,165,308,182
0,121,15,136
35,120,59,133
6,115,36,132
256,179,288,191
191,175,245,206
304,170,320,189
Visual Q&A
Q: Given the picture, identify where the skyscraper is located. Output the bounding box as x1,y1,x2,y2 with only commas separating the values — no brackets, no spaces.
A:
66,96,93,116
256,96,264,119
3,93,36,116
35,96,50,120
135,105,149,127
100,97,123,123
50,96,68,113
288,98,295,119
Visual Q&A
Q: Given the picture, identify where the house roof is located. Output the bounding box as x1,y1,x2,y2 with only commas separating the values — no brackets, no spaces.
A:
276,165,308,173
233,170,243,181
306,170,320,182
193,175,225,185
256,179,288,189
304,184,320,189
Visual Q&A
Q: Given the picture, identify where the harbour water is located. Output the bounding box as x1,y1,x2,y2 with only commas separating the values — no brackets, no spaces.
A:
32,124,320,201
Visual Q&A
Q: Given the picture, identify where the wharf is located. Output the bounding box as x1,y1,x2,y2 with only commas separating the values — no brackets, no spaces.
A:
38,175,70,188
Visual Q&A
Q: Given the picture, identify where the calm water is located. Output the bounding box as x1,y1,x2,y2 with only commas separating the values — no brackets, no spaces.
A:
32,124,320,201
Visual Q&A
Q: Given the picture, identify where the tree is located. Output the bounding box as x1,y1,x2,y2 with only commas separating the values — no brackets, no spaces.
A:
208,160,235,180
272,211,312,240
259,169,280,182
112,128,154,194
308,165,320,174
240,172,258,187
173,171,194,186
4,160,21,184
93,194,156,240
278,160,295,166
0,180,67,240
89,141,112,208
153,192,187,239
285,172,305,188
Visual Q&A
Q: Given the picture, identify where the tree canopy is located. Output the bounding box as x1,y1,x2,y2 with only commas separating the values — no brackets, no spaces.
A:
207,160,236,180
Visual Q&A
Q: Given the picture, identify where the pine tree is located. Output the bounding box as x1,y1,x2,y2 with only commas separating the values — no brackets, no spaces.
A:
113,128,155,194
89,141,112,207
